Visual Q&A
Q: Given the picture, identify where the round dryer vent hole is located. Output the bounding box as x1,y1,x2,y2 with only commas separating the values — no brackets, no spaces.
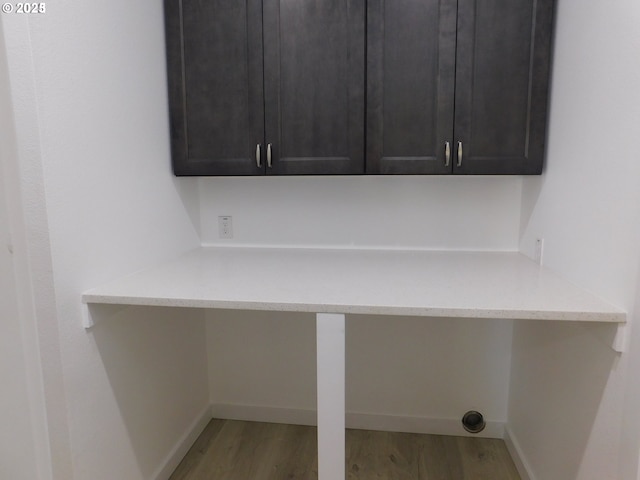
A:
461,410,486,434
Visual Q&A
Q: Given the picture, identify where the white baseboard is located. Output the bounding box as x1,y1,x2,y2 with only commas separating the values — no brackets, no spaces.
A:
504,425,535,480
211,403,504,439
347,411,504,439
211,403,317,426
151,404,213,480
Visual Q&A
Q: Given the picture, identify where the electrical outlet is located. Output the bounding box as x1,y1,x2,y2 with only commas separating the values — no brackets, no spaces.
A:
218,216,233,239
534,238,544,265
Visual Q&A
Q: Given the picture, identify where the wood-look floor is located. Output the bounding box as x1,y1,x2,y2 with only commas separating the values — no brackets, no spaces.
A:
170,419,521,480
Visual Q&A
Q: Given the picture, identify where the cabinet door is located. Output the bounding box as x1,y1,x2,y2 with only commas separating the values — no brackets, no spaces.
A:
366,0,457,175
165,0,265,176
263,0,365,175
453,0,554,174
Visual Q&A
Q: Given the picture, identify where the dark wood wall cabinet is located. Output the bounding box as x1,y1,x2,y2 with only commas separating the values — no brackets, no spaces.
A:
164,0,554,176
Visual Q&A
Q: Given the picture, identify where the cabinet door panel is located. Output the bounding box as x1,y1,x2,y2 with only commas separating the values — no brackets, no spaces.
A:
165,0,264,175
263,0,365,175
367,0,457,174
454,0,554,174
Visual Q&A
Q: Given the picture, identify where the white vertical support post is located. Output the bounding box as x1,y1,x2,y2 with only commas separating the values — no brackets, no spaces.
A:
316,313,345,480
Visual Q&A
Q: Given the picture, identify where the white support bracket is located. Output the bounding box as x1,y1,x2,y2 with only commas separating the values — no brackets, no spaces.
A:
81,302,94,329
316,313,345,480
587,320,628,354
613,322,627,354
82,303,129,329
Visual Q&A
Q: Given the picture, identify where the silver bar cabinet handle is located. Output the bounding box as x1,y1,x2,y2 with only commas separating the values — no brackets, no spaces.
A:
457,141,463,167
445,142,450,167
256,144,262,168
267,143,273,168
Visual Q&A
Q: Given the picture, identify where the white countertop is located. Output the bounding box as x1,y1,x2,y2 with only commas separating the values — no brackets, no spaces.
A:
82,246,625,323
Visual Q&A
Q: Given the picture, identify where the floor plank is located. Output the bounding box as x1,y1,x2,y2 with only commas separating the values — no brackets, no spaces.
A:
266,424,318,480
170,419,520,480
455,437,521,480
170,419,226,480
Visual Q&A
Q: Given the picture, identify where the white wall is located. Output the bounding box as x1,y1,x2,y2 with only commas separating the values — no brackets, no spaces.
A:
0,186,38,480
0,20,54,479
209,311,514,435
199,176,522,249
202,174,523,432
3,2,209,479
512,0,640,478
0,57,40,479
625,271,640,480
